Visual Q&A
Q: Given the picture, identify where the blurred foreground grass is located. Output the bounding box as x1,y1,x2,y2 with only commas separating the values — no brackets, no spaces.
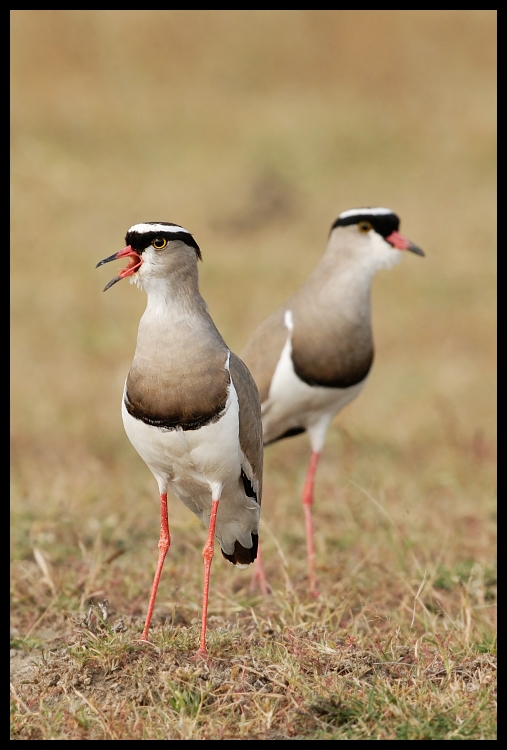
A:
11,11,495,739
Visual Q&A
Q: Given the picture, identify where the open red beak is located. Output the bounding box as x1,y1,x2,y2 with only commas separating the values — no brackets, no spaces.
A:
96,245,143,291
385,230,425,257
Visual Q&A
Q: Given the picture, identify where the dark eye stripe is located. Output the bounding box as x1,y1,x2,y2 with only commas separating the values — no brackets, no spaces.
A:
331,212,400,238
125,229,202,260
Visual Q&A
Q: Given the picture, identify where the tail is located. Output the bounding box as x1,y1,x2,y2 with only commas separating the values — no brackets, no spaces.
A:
221,533,258,566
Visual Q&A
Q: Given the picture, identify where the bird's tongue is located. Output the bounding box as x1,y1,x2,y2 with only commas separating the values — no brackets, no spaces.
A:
116,246,142,278
96,245,143,291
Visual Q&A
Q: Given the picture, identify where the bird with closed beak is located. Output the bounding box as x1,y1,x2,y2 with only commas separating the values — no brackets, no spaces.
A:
241,207,424,597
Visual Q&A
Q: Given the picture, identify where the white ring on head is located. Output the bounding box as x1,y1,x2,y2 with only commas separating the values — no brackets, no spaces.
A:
338,207,393,220
127,223,189,235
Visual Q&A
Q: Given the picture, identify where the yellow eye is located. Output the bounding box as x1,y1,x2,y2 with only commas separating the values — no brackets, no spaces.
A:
358,221,372,233
153,237,167,249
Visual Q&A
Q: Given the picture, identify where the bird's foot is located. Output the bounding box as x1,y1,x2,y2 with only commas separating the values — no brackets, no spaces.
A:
138,631,152,645
249,571,271,596
193,647,209,661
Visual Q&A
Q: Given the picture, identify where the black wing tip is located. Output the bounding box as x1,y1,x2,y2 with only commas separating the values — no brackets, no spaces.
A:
264,426,306,446
221,534,259,566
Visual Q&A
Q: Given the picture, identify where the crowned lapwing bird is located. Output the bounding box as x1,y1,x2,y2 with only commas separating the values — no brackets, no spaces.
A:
241,207,424,597
96,222,263,657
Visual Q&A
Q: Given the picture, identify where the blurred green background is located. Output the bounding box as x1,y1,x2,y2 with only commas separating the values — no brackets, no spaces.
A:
11,10,496,567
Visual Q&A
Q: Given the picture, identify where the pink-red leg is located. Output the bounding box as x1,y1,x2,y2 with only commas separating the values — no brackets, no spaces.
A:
302,451,320,597
195,498,220,658
140,492,170,643
249,541,270,595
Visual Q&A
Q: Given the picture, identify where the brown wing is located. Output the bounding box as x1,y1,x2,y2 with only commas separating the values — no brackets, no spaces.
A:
240,308,288,405
220,353,263,566
229,353,263,505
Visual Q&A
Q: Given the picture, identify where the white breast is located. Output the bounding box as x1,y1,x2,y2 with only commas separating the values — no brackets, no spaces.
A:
121,376,260,555
122,375,239,488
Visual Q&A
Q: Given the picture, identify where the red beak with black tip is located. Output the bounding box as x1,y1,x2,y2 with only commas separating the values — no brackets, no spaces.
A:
385,230,425,257
96,245,143,291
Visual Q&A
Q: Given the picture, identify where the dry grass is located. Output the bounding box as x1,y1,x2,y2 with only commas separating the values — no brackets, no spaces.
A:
11,11,496,739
